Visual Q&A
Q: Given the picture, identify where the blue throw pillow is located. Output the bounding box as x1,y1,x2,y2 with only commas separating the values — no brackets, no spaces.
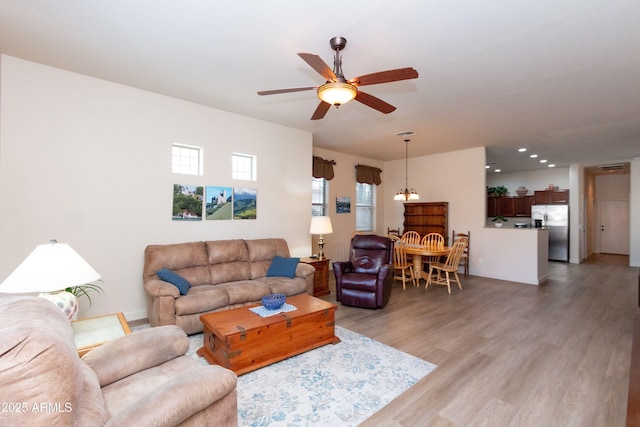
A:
267,256,300,278
157,268,191,295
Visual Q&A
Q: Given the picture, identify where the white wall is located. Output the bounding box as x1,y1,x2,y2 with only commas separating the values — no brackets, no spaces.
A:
0,55,313,320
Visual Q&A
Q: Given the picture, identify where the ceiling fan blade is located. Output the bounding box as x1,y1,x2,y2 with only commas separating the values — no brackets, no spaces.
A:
355,91,396,114
298,53,337,82
257,86,316,96
349,67,418,86
311,101,331,120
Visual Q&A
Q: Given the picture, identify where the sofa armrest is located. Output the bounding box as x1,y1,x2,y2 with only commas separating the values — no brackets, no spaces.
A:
82,325,188,387
104,366,237,427
295,262,315,279
144,278,180,298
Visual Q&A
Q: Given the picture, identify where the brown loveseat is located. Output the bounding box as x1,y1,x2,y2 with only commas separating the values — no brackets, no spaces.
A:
0,296,238,426
144,238,316,334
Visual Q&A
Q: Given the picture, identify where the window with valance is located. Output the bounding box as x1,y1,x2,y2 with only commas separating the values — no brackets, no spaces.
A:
355,164,382,185
312,156,336,180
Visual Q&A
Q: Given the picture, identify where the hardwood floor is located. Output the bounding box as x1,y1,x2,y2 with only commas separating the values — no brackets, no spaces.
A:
324,254,639,426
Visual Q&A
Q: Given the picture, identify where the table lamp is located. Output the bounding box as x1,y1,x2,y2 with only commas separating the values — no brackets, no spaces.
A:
310,216,333,259
0,240,101,321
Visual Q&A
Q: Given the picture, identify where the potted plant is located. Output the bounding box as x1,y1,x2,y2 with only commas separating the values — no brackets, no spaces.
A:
486,186,497,197
492,216,508,227
495,185,508,197
66,280,104,307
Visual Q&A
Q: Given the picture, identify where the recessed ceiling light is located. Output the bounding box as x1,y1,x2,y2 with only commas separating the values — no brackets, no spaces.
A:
530,154,538,158
485,165,490,169
539,159,547,163
548,164,556,168
494,169,501,173
518,148,527,152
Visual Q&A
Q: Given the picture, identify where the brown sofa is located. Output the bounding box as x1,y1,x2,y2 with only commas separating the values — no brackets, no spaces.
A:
0,296,238,427
144,238,316,334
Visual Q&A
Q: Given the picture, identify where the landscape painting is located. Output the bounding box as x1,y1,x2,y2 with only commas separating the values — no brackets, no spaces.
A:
172,184,203,221
205,186,232,220
233,188,257,220
336,197,351,214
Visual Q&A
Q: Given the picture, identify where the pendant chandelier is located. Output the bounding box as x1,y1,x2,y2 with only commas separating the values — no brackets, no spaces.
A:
394,139,420,201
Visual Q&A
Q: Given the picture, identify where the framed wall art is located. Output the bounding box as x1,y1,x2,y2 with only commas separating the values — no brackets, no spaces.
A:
172,184,203,221
205,186,232,220
233,188,257,219
336,197,351,214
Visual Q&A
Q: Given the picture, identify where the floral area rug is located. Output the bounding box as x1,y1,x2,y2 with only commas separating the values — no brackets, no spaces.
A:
216,326,434,426
135,324,437,426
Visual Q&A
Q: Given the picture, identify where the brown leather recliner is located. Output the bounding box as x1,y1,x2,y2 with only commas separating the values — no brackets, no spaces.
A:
333,234,395,309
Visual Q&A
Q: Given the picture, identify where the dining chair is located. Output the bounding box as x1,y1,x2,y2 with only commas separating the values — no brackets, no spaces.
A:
426,237,468,294
400,231,421,246
452,230,470,276
421,233,445,267
387,227,401,237
393,244,416,290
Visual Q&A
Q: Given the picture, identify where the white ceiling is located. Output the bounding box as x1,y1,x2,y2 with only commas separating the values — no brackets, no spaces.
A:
1,1,639,173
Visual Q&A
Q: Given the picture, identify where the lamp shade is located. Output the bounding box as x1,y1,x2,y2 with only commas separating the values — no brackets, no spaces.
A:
310,216,333,235
317,82,357,106
0,241,101,293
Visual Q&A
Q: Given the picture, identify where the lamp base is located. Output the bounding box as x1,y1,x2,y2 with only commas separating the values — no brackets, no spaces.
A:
39,291,78,321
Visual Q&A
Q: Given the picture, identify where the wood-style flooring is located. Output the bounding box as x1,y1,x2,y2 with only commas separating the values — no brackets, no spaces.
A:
323,254,638,426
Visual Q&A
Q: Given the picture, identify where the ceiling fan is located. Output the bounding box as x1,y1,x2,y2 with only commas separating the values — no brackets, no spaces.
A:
257,36,419,120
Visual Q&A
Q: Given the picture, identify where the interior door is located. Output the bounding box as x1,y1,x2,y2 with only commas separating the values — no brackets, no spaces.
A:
599,200,629,255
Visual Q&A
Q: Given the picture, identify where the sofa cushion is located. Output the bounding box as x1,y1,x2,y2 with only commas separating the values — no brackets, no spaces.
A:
144,242,211,286
218,280,271,305
206,240,252,285
157,268,191,295
260,276,309,296
246,238,291,279
174,285,229,315
77,362,109,425
267,256,300,278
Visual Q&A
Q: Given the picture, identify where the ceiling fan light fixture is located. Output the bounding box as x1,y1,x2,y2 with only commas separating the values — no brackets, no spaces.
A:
317,82,357,106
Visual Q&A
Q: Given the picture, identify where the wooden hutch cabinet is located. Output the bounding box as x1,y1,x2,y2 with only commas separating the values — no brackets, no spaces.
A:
403,202,448,243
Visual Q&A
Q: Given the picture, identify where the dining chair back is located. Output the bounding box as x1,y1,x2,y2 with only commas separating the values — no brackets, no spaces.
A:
421,233,445,249
401,231,421,246
421,233,445,265
426,237,468,294
393,244,416,290
387,227,401,237
452,230,470,276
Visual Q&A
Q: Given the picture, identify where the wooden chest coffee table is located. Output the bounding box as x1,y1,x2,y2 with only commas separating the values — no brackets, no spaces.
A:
197,294,340,375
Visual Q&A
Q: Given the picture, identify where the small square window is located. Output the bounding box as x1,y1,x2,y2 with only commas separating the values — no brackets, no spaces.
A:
172,144,202,175
232,153,256,181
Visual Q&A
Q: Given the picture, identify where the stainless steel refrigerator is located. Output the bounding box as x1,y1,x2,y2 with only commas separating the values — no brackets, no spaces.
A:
531,204,569,262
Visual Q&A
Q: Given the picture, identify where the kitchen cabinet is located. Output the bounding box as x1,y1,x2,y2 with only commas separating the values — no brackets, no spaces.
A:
403,202,448,243
497,197,515,217
515,196,535,216
488,196,533,217
534,189,569,204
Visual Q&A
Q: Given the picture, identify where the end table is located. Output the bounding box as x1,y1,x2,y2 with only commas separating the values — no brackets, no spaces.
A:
71,312,131,357
300,257,331,297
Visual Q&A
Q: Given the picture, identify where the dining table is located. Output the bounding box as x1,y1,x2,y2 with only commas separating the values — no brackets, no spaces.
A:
400,244,451,283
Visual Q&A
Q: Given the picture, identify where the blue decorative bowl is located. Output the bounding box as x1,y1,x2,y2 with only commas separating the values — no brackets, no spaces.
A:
262,294,286,310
